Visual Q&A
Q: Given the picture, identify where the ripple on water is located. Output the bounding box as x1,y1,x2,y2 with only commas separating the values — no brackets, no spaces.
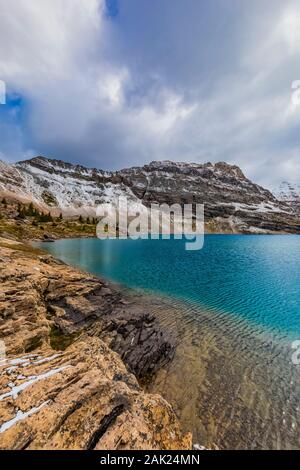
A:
136,294,300,450
37,235,300,449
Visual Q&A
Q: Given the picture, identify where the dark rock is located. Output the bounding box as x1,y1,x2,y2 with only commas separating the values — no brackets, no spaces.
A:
0,242,174,378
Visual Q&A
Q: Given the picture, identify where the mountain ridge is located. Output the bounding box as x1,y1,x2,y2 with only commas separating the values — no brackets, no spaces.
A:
0,155,299,234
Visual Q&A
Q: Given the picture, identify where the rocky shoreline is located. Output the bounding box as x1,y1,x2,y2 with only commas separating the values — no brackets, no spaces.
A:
0,238,191,450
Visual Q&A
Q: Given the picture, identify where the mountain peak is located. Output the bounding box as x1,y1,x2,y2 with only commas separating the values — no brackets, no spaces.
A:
1,155,299,233
17,155,53,165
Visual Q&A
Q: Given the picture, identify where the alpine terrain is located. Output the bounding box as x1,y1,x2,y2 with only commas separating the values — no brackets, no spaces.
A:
0,157,299,234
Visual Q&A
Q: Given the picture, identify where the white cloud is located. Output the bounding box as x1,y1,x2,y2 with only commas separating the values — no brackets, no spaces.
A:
0,0,299,188
0,0,197,167
97,68,129,107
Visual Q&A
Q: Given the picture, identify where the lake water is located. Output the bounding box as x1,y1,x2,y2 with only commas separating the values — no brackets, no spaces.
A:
38,235,300,449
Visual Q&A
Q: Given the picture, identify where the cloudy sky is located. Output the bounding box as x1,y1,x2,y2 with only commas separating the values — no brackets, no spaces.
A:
0,0,300,188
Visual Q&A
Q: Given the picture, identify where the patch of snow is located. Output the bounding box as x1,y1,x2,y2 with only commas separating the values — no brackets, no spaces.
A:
9,358,31,366
0,365,70,401
0,401,49,433
272,181,300,202
247,226,270,234
221,201,291,214
16,374,26,380
193,443,207,450
5,366,17,374
32,354,61,365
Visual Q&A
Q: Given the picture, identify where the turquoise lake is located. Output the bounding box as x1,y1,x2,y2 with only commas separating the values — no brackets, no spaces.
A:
38,235,300,337
38,235,300,449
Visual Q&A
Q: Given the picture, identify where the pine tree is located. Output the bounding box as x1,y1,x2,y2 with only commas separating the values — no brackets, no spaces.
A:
27,202,34,216
18,207,25,219
17,203,25,219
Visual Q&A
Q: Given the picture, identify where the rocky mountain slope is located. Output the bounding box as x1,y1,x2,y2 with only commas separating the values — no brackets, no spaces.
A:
0,239,191,450
272,181,300,213
272,181,300,202
0,156,299,234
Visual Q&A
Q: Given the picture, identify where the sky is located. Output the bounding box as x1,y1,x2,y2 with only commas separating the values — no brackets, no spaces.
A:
0,0,300,189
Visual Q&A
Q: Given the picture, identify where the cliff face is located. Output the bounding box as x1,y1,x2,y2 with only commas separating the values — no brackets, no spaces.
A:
0,239,191,450
0,156,299,234
117,161,300,233
272,181,300,214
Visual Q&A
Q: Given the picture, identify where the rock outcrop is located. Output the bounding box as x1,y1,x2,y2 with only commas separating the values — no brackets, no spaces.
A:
0,240,190,450
0,240,174,377
0,338,190,450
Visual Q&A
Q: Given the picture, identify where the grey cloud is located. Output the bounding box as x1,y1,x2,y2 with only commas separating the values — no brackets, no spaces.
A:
0,0,299,188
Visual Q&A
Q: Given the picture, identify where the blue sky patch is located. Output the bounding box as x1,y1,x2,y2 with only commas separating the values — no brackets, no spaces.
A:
105,0,119,18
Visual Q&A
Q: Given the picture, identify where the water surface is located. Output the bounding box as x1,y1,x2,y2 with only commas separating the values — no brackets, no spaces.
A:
38,235,300,449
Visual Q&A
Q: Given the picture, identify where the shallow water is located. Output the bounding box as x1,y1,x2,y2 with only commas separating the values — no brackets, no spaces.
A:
37,235,300,449
139,294,300,449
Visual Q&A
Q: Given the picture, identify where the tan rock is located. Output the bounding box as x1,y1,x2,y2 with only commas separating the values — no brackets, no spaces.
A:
0,338,191,450
0,241,191,450
0,242,175,377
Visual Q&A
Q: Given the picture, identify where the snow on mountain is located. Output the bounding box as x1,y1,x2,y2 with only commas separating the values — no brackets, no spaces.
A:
272,181,300,202
0,157,140,216
0,156,299,233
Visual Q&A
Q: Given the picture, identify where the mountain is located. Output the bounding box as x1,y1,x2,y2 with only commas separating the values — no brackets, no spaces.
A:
271,181,300,215
0,156,299,234
272,181,300,204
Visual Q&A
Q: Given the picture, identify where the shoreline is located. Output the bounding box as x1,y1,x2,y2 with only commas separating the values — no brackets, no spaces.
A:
1,231,300,449
0,237,192,450
41,236,299,450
